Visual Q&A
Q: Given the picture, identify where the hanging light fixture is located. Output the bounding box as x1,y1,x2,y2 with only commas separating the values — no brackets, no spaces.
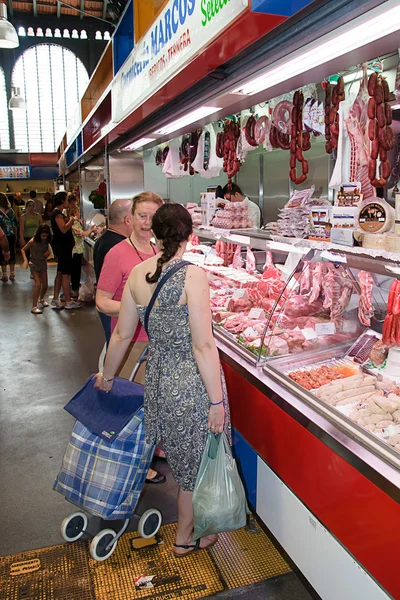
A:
0,3,19,48
9,87,26,111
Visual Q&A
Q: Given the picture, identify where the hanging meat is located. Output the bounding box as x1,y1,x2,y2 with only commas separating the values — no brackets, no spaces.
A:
216,118,241,190
367,73,394,188
289,90,311,185
270,101,292,150
325,77,344,154
382,280,400,346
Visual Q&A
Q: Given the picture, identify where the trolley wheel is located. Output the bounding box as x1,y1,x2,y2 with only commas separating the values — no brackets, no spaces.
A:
90,529,118,561
61,512,88,542
138,509,162,539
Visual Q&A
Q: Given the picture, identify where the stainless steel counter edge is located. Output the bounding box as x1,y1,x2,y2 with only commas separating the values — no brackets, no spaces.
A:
216,337,400,503
84,237,95,248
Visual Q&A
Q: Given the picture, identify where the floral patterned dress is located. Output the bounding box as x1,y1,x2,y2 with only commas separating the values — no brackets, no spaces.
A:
137,259,231,492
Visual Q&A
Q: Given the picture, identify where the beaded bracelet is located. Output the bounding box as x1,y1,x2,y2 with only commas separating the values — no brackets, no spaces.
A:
210,400,224,406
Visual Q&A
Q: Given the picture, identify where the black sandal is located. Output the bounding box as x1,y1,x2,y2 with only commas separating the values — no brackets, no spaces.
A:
173,539,201,557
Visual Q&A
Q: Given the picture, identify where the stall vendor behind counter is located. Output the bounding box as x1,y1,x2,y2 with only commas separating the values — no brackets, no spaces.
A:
222,183,261,228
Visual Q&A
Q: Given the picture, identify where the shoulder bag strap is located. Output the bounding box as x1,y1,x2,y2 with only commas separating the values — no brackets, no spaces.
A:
144,260,190,335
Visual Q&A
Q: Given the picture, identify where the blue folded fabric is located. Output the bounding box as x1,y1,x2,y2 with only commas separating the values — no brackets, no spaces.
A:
64,376,144,442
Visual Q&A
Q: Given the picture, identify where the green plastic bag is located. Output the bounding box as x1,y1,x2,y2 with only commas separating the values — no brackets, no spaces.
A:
192,432,247,541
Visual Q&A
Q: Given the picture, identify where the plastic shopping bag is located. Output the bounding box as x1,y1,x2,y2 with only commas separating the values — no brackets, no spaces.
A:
192,432,247,540
78,277,95,303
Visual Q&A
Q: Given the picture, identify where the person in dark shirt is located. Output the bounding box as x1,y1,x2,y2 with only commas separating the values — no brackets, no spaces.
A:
93,199,133,342
50,191,81,310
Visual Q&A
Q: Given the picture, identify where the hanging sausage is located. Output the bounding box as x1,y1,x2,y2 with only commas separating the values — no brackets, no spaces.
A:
367,73,394,187
289,91,311,185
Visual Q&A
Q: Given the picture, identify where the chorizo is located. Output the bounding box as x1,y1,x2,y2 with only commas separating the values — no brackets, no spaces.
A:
375,81,383,105
382,160,391,180
368,159,377,180
378,126,389,150
368,72,377,96
369,119,378,141
291,124,298,138
386,126,394,150
292,106,298,124
332,85,338,105
296,147,304,162
377,103,386,128
325,141,333,154
337,76,344,96
293,91,299,107
325,82,332,105
370,139,379,160
367,98,376,119
245,116,258,147
290,154,296,169
382,78,390,102
290,137,297,153
302,160,309,175
329,106,337,125
379,147,387,162
371,177,387,188
295,174,307,185
290,168,297,182
385,103,393,125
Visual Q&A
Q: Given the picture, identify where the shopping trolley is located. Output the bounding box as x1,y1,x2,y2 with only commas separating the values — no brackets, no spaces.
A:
53,347,163,561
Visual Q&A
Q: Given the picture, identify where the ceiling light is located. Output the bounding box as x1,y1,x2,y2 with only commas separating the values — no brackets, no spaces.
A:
0,3,19,48
153,106,222,136
231,0,400,97
8,87,25,111
122,137,155,151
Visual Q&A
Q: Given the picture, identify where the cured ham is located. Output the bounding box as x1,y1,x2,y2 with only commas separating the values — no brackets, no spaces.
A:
357,271,374,326
246,247,257,274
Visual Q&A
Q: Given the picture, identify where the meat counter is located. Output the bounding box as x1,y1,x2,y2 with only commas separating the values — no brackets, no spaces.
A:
192,228,400,599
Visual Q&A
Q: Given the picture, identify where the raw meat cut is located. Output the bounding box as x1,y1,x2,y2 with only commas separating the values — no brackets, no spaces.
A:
322,268,335,310
246,248,256,274
284,296,324,317
227,297,253,313
232,245,244,269
268,336,290,356
309,262,325,303
299,261,312,295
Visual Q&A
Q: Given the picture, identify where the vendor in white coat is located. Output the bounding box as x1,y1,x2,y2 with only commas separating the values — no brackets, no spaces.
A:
222,183,261,228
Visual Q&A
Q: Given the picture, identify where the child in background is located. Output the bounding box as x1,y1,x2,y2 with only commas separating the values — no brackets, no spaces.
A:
21,224,52,314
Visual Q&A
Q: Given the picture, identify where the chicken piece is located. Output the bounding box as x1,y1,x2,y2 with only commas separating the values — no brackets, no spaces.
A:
365,423,376,432
388,434,400,446
392,410,400,423
387,394,400,406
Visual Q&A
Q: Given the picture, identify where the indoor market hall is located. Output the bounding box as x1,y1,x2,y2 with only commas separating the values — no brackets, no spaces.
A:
0,0,399,600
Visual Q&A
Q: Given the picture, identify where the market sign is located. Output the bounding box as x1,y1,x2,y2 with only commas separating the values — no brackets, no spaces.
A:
0,166,30,179
251,0,315,17
112,0,248,124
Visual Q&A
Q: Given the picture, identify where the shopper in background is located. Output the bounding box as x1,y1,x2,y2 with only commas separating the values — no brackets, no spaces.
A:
21,224,52,314
0,225,10,266
0,193,17,282
19,200,43,263
50,191,81,311
222,183,261,228
95,203,228,554
70,206,95,297
93,199,134,343
43,197,54,226
29,190,43,217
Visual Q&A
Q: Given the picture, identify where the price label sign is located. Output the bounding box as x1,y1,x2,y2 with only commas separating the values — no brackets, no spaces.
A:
248,308,264,319
315,322,336,336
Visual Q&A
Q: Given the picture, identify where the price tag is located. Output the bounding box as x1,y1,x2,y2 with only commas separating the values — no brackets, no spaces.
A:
243,327,259,339
315,322,336,336
248,308,264,319
301,327,318,341
232,288,248,299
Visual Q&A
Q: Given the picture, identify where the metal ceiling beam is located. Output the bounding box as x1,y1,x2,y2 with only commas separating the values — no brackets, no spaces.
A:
8,0,13,17
33,0,37,17
80,0,84,18
102,0,107,20
57,0,60,17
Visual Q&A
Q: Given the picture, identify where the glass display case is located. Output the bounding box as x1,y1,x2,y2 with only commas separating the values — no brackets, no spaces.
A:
194,228,400,466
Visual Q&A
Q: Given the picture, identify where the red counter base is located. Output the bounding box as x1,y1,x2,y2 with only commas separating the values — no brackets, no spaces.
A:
222,361,399,599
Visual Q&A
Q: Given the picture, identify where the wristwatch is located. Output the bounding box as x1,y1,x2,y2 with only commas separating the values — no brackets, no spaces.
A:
102,375,114,382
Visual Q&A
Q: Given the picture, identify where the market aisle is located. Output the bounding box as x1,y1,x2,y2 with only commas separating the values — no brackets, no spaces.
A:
0,266,313,600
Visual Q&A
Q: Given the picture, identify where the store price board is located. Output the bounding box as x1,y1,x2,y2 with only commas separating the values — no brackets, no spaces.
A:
0,166,30,179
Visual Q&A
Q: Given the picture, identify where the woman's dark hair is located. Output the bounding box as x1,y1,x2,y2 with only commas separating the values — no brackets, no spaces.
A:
0,192,10,210
54,191,68,207
43,201,53,220
146,203,192,284
8,194,15,207
33,224,52,244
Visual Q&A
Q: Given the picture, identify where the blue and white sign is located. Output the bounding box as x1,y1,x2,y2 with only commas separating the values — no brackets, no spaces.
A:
251,0,315,17
112,0,247,123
